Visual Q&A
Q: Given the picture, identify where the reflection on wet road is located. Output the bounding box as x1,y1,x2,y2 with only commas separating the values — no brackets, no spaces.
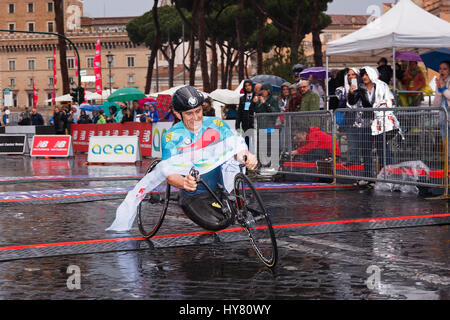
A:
0,155,448,299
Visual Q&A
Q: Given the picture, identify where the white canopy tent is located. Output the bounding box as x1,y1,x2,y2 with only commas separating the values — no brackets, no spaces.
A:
44,93,73,103
325,0,450,108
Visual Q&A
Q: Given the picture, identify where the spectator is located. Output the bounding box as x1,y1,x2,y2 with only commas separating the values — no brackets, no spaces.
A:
433,61,450,151
91,110,99,124
53,107,67,134
377,57,393,85
254,83,280,127
65,106,77,134
141,102,159,123
131,100,143,122
31,108,44,126
288,83,302,112
328,69,342,110
2,107,10,126
299,80,320,112
277,82,291,112
236,79,256,137
348,66,401,184
164,106,176,122
202,98,215,117
107,106,118,123
18,108,31,125
77,110,92,124
254,83,262,97
309,75,325,110
224,105,237,120
120,107,134,123
335,68,364,166
97,109,107,124
290,127,341,162
402,60,426,106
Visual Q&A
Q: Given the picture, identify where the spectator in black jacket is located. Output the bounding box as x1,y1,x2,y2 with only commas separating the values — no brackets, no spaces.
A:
31,108,44,126
53,107,67,134
377,57,393,85
18,108,32,125
236,79,256,148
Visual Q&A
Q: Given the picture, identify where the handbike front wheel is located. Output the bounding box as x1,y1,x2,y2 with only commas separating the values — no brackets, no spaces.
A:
137,160,170,239
234,173,278,268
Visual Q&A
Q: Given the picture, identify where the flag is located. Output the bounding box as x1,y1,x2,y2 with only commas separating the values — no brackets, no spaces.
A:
32,78,38,110
74,51,79,78
52,49,57,105
82,82,87,103
94,37,102,95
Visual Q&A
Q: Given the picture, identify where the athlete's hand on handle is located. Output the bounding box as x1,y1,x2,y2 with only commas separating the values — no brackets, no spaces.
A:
236,150,258,170
183,174,198,192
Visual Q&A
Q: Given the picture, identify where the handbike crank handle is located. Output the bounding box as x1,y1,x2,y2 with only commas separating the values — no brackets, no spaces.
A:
188,166,224,208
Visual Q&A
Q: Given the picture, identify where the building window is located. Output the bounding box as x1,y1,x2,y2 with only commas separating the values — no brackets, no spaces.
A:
27,93,34,107
28,22,35,32
67,58,75,69
47,93,52,106
8,60,16,71
49,77,54,86
8,3,14,13
48,21,54,33
28,78,33,87
87,57,94,68
47,2,53,12
128,74,135,84
28,59,35,70
28,3,34,13
48,59,54,70
127,56,135,67
8,23,15,31
9,78,16,88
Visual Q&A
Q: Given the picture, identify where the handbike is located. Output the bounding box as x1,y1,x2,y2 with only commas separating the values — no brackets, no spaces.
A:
137,157,278,268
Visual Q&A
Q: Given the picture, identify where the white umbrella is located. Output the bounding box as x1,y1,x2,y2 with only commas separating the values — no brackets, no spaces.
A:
44,93,73,103
209,89,240,105
85,89,115,100
148,85,209,98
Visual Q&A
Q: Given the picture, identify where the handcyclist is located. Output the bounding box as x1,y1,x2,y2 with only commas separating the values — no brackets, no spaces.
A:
162,86,258,231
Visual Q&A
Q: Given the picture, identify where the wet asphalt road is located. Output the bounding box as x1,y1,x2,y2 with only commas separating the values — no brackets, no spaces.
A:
0,155,448,300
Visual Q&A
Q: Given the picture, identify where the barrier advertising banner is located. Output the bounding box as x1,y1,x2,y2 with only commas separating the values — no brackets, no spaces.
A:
71,122,152,157
87,135,142,163
0,134,28,154
30,135,73,157
151,122,173,158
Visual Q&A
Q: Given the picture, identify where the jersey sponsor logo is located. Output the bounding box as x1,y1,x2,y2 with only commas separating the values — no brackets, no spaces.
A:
176,128,220,152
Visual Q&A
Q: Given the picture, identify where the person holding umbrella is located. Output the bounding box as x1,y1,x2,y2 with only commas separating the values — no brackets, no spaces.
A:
402,61,426,106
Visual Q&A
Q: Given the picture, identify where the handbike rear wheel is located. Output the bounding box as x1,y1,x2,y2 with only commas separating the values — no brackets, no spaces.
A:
137,160,170,239
234,173,278,268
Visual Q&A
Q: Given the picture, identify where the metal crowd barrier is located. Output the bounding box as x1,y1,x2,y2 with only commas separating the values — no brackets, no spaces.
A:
253,106,449,196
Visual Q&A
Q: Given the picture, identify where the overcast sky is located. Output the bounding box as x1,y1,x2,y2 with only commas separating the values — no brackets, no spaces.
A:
82,0,389,18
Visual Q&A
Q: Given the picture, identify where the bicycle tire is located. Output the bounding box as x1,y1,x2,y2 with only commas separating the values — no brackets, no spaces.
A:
234,173,278,268
137,159,170,239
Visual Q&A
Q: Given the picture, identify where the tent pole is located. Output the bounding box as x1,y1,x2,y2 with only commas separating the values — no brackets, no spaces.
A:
326,55,329,111
393,47,397,106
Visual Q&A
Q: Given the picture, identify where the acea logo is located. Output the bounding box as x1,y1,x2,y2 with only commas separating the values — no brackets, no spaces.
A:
91,143,135,155
152,128,167,152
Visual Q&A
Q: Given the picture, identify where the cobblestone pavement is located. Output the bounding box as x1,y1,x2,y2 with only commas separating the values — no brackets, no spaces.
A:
0,155,448,300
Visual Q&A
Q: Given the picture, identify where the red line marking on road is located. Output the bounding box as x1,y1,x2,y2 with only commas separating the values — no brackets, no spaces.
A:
0,213,448,253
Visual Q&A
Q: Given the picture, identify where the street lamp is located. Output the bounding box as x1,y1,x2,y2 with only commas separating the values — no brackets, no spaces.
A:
106,51,114,93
